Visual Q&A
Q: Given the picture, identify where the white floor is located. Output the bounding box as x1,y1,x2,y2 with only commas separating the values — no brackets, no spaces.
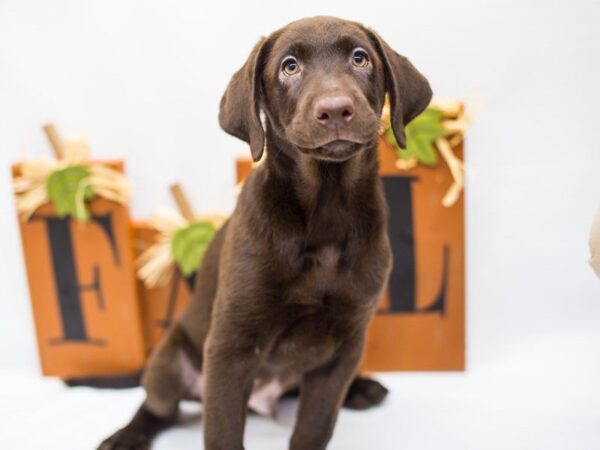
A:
2,327,599,450
1,2,600,448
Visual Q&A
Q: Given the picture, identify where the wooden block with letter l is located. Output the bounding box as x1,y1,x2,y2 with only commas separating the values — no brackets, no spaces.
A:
360,135,465,371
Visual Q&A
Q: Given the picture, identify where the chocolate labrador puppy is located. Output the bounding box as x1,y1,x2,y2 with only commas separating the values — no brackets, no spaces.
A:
99,16,431,450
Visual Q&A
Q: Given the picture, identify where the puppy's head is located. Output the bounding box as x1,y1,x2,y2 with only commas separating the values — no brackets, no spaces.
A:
219,16,432,162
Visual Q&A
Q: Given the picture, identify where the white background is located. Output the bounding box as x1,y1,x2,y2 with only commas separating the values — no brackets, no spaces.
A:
1,1,599,449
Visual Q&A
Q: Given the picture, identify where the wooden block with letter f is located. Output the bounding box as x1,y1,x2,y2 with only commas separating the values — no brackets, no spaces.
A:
12,125,146,383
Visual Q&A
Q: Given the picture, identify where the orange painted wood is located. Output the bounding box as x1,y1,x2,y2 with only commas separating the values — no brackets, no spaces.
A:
14,161,147,378
133,222,193,354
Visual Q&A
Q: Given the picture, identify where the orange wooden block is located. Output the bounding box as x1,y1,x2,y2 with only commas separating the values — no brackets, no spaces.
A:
236,157,254,185
133,222,194,354
364,138,465,371
14,162,147,379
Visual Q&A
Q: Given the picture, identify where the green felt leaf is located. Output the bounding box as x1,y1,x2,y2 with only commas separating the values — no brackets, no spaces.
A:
46,165,94,221
385,107,445,166
410,108,445,136
171,221,217,276
412,135,438,166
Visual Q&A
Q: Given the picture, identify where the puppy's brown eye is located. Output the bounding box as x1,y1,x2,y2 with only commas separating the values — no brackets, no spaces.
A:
282,57,300,76
352,49,369,67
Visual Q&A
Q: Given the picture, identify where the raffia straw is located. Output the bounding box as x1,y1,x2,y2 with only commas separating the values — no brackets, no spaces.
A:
395,157,418,171
13,185,49,220
442,117,469,135
448,133,464,148
89,165,133,203
136,209,187,288
137,238,176,288
430,98,463,118
436,138,465,208
13,134,132,220
378,96,471,207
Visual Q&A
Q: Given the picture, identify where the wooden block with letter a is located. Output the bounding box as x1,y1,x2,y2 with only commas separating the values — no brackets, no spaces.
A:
133,222,195,354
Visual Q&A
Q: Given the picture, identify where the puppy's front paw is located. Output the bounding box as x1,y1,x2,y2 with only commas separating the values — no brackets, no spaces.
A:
343,377,389,410
98,404,178,449
97,427,151,450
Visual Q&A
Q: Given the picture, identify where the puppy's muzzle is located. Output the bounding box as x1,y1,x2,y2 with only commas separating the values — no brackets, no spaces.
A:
300,94,371,161
314,95,355,130
285,90,379,159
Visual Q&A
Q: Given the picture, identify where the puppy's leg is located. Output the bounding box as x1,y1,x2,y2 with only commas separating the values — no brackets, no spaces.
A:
343,376,389,410
289,333,365,450
97,404,176,450
202,326,264,450
98,325,200,450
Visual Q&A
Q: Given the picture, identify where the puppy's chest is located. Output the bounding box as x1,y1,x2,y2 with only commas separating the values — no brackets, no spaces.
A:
296,212,354,274
300,242,343,273
281,239,359,306
275,198,382,305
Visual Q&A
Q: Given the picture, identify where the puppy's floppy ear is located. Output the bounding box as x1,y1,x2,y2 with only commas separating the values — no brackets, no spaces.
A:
219,38,269,162
364,29,432,148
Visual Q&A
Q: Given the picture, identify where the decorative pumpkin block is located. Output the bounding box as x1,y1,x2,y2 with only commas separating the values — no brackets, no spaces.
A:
133,184,225,354
13,159,147,380
133,222,195,353
361,136,465,371
12,126,146,382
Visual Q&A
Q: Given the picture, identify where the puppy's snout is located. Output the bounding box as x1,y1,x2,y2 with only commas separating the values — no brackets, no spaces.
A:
314,96,355,128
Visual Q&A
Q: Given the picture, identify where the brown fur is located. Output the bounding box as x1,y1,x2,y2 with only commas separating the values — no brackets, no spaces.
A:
99,16,431,450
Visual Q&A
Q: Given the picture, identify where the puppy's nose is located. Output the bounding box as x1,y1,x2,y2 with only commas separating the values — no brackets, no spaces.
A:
315,96,355,128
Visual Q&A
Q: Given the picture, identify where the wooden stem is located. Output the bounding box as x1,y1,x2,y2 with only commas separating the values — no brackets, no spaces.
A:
43,123,65,159
170,183,196,221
